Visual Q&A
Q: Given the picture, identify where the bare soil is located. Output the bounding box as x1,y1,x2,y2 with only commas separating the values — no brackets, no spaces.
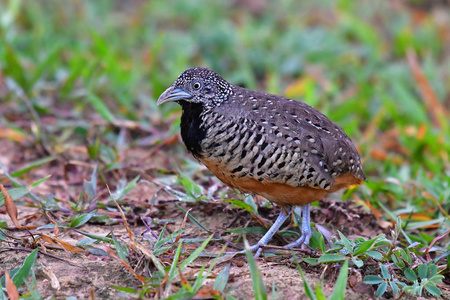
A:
0,137,446,299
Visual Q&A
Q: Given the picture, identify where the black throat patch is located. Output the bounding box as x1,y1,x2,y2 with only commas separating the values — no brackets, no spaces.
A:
179,102,207,158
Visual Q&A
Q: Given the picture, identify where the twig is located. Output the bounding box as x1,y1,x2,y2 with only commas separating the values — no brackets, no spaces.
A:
0,247,84,267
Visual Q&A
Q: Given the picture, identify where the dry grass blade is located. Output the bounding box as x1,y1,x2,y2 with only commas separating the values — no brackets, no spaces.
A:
129,241,166,274
179,269,189,286
0,184,21,229
39,234,86,253
106,184,166,273
107,184,134,241
94,244,146,284
407,49,448,129
41,263,61,290
424,229,450,261
177,208,192,243
5,271,20,300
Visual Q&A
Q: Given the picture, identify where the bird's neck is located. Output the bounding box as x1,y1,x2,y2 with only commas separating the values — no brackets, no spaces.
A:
179,102,208,158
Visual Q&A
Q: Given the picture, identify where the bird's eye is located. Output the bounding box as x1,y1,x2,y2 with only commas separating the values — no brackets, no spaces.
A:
192,82,201,90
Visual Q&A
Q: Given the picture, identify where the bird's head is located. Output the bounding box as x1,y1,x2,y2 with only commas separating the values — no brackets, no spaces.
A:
157,67,232,109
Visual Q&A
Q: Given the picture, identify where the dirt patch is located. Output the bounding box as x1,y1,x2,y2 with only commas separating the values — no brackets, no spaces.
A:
1,137,447,299
0,197,374,299
2,250,138,299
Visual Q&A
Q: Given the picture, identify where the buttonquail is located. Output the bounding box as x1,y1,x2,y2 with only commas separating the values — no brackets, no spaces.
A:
158,67,365,256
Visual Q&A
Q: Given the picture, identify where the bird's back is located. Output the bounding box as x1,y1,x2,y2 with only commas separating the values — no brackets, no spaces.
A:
195,85,365,205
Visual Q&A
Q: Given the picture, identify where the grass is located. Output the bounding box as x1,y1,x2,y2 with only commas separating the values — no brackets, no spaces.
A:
0,0,449,298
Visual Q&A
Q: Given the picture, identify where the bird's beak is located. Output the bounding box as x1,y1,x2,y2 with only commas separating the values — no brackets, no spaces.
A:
157,87,192,105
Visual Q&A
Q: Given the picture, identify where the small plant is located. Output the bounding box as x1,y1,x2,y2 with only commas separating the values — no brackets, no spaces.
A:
403,263,444,297
307,232,390,266
364,262,444,297
363,264,406,297
391,248,412,269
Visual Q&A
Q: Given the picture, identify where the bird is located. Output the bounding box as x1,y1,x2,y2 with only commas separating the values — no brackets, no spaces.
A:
157,67,365,256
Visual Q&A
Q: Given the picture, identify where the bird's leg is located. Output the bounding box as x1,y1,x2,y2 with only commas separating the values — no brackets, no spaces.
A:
235,206,292,256
284,203,311,249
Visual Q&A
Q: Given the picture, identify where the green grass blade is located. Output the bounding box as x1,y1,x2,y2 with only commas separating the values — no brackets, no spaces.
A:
328,260,348,300
245,239,267,300
23,268,41,299
214,263,231,292
338,231,353,254
73,230,113,243
153,223,167,247
315,283,326,300
3,45,29,91
293,255,316,300
175,204,212,233
69,212,96,228
170,234,213,281
156,228,186,249
12,248,38,288
30,175,52,188
87,93,116,123
167,241,183,283
223,199,255,213
353,237,378,256
0,187,28,205
112,233,129,262
11,156,56,177
192,266,206,292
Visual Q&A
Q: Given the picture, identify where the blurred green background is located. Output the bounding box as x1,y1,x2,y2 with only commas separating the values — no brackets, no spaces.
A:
0,0,449,298
2,0,449,183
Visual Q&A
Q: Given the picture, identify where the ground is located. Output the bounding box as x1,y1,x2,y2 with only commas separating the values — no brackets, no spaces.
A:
0,137,437,299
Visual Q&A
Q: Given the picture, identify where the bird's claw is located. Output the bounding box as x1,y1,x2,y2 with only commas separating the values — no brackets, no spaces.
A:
226,243,263,257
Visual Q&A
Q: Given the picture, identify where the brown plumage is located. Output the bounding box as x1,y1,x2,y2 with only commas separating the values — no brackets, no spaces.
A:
158,67,365,255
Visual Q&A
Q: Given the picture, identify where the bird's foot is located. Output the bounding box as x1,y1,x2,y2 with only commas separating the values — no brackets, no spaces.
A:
240,243,263,253
284,204,312,250
226,243,264,257
228,207,293,257
283,232,311,250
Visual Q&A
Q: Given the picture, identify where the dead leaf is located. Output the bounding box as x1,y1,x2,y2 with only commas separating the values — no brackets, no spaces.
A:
160,266,170,289
370,148,388,161
194,285,220,299
42,264,61,290
0,128,29,142
399,213,432,222
179,269,189,286
0,184,21,229
39,234,86,253
5,271,20,300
